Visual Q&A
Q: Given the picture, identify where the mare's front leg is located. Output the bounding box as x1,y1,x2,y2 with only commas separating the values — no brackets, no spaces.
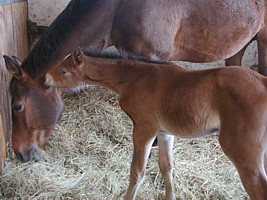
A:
257,25,267,75
158,132,175,200
125,124,157,200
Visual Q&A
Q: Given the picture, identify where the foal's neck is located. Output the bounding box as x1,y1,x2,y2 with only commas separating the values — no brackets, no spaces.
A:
83,58,146,94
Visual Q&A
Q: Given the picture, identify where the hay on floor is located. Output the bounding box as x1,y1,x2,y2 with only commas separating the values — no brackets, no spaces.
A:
0,86,247,199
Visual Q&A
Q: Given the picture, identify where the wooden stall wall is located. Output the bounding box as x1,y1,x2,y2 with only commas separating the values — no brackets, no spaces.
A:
0,0,29,170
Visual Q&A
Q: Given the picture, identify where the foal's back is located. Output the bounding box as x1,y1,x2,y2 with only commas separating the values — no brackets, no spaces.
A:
119,63,267,138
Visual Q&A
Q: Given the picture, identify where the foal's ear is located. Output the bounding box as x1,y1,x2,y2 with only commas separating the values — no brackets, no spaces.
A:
73,48,84,66
3,55,26,80
12,55,22,66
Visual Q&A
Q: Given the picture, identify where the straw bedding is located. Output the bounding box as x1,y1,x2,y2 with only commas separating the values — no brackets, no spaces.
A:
0,84,248,199
0,39,257,200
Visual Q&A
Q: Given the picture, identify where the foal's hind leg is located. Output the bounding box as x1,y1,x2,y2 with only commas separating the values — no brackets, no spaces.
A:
219,130,267,200
125,125,157,200
157,132,175,200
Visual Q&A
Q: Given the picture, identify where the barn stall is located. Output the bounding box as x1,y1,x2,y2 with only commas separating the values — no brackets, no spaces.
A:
0,0,29,171
0,0,259,199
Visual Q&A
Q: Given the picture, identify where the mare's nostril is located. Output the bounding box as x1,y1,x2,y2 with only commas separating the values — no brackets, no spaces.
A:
15,152,24,162
29,147,45,162
15,146,45,163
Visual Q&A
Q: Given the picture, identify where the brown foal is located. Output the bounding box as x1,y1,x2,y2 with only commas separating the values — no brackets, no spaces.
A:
45,49,267,200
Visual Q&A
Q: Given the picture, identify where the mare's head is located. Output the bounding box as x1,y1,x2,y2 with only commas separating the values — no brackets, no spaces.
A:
4,56,63,162
45,49,86,88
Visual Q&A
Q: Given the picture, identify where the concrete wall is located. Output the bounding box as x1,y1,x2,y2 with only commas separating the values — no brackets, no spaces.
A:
28,0,70,26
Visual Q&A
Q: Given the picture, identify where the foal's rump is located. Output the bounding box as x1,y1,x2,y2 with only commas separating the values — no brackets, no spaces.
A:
214,66,267,137
215,66,267,102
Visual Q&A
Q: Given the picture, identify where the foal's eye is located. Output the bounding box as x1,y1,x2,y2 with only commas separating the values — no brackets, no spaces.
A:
13,104,24,112
60,69,67,75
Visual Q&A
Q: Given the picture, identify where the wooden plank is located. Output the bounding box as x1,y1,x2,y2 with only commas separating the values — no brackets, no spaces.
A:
0,1,28,170
1,3,13,148
0,5,7,170
3,4,16,56
0,71,7,170
11,1,28,60
0,2,6,133
0,70,11,151
0,4,5,68
0,0,24,5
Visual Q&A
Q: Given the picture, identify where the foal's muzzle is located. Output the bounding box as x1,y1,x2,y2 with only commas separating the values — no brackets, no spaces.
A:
44,74,54,88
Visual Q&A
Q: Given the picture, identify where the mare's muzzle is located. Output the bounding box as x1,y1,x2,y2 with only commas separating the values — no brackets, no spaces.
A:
15,145,45,162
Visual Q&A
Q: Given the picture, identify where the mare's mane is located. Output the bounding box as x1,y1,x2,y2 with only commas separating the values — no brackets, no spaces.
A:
21,0,100,78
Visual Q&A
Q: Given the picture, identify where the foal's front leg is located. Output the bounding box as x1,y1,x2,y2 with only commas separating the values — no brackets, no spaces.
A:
125,125,157,200
158,132,175,200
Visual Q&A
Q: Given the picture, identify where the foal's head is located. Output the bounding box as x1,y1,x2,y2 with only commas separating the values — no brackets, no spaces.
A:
45,49,86,88
4,56,63,162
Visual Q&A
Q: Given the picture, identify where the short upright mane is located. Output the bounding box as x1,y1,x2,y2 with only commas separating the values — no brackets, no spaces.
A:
22,0,99,78
84,49,169,65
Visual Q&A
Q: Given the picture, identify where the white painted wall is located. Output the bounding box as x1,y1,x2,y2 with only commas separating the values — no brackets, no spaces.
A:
28,0,71,26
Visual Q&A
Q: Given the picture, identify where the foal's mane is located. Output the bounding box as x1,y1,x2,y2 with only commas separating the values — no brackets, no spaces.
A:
84,49,169,65
21,0,99,78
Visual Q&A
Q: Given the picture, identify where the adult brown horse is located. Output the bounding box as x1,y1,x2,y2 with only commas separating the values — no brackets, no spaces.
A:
226,6,267,74
45,48,267,200
3,0,265,162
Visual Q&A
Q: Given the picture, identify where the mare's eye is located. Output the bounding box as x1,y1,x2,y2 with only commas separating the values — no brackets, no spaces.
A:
13,104,24,112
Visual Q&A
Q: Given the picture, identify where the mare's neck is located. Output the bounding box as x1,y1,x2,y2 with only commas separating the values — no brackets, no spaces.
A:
23,0,120,80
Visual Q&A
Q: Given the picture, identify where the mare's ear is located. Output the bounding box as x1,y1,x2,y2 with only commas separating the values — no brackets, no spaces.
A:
12,56,22,66
3,55,26,80
73,48,84,67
